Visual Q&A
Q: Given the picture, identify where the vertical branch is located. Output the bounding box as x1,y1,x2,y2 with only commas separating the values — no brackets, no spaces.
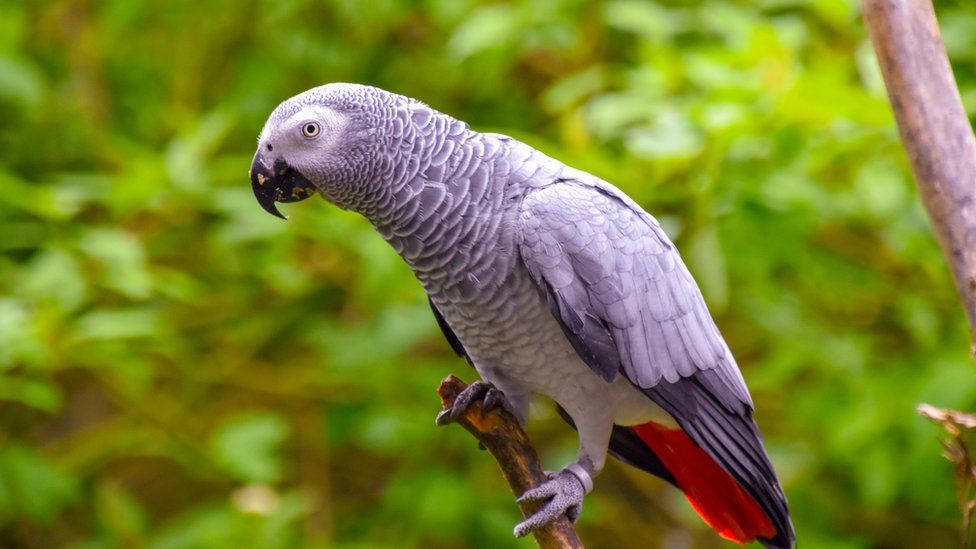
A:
861,0,976,353
437,376,584,549
863,3,976,542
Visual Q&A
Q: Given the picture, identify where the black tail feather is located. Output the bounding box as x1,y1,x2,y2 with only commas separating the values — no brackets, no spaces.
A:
643,370,795,549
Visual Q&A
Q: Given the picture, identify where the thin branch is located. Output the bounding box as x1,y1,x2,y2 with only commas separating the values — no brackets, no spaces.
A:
862,0,976,354
918,404,976,548
436,375,584,549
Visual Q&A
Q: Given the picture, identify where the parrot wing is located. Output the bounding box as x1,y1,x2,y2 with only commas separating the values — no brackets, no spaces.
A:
517,178,793,548
429,297,471,363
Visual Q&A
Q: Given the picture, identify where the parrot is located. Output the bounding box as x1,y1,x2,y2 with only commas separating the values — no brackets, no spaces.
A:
249,83,795,548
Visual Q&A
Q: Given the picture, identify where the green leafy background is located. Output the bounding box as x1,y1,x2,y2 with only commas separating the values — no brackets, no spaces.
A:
2,1,975,547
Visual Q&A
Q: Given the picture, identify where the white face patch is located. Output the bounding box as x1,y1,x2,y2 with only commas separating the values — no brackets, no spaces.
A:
258,106,348,180
261,106,345,149
285,107,344,143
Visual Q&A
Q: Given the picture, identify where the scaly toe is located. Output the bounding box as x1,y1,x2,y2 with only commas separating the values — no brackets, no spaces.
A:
434,408,453,426
483,387,517,417
513,470,586,537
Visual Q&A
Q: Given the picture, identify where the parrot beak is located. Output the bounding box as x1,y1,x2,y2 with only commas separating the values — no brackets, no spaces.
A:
249,151,318,219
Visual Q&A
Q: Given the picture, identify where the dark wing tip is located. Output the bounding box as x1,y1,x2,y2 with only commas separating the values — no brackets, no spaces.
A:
644,369,795,548
428,298,474,366
535,278,620,382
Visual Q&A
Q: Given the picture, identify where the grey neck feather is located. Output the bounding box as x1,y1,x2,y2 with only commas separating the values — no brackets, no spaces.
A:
368,110,523,292
297,85,529,294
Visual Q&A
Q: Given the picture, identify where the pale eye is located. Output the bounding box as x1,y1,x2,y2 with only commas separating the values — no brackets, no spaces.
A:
301,122,320,138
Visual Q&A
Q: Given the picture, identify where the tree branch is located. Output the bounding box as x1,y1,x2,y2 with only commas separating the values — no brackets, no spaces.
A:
863,3,976,543
436,375,584,549
861,0,976,354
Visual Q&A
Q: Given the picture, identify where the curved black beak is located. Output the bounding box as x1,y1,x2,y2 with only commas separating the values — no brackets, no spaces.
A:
249,151,318,219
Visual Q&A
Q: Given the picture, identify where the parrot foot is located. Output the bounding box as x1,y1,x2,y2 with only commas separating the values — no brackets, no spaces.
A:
435,380,517,426
513,469,587,537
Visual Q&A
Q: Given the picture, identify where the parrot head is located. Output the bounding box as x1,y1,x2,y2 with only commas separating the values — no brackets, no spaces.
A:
249,83,405,219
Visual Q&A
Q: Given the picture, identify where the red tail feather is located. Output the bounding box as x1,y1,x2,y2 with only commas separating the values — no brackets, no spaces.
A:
632,422,776,544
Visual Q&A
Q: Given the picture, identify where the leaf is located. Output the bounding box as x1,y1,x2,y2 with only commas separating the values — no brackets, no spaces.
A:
603,0,681,43
0,444,78,524
77,229,153,300
209,413,291,484
542,67,606,114
447,5,518,59
0,375,62,412
0,54,44,111
0,298,46,368
95,481,148,543
70,308,162,342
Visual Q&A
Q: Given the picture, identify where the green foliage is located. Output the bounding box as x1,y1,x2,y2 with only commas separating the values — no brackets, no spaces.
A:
1,0,975,547
0,444,78,524
210,413,291,484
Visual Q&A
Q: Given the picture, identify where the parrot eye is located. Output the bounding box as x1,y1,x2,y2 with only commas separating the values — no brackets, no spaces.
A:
301,122,321,138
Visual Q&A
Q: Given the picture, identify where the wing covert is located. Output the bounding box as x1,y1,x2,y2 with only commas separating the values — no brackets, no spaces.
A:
517,180,749,405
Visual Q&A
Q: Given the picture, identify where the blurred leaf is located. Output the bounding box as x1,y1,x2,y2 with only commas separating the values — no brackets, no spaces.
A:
209,412,291,484
603,1,681,43
542,67,606,114
78,229,153,300
0,375,61,412
0,444,78,524
626,109,703,159
70,308,162,341
0,54,44,111
448,5,517,59
18,248,89,312
0,298,46,367
94,481,148,543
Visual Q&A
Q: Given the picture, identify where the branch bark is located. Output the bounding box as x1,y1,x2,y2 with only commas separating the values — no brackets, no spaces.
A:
436,375,584,549
861,0,976,354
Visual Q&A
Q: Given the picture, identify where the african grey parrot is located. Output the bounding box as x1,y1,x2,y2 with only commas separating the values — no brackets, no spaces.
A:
249,83,795,547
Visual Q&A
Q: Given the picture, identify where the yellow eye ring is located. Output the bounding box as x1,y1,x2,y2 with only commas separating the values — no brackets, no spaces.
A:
302,122,320,138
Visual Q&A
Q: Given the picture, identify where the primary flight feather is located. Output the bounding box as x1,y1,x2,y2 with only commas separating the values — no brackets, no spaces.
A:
250,83,795,548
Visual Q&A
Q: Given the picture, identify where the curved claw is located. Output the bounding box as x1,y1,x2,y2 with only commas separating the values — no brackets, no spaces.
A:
436,380,493,426
513,470,585,537
483,387,519,418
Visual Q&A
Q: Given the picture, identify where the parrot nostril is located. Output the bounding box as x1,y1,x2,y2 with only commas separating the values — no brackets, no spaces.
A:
266,144,273,151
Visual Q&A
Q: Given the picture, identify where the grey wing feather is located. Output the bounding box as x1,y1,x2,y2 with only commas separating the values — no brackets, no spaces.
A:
517,180,749,402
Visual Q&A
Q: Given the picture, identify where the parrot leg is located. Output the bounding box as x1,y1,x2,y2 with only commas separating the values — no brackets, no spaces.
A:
512,460,593,537
435,380,521,426
512,408,610,536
